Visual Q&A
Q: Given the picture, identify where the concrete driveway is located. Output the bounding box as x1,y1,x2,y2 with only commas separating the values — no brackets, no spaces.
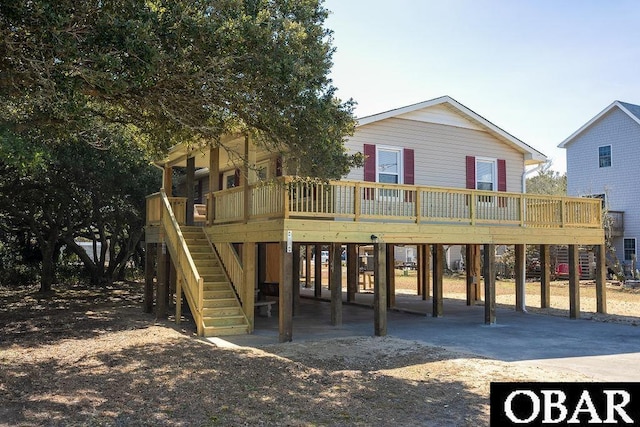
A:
219,293,640,381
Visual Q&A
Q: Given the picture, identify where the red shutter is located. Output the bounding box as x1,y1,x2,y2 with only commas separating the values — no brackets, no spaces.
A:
234,168,240,187
497,159,506,192
465,156,476,189
363,144,376,182
276,156,283,177
497,159,507,207
363,144,376,200
403,149,415,202
403,149,414,185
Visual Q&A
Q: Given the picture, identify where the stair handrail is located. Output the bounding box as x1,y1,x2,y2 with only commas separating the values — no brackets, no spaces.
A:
159,190,205,334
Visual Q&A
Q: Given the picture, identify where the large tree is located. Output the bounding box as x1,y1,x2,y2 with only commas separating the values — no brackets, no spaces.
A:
526,161,566,196
0,130,160,291
0,0,361,178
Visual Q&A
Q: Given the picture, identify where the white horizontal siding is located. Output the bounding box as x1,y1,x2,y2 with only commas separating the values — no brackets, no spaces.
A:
346,117,525,192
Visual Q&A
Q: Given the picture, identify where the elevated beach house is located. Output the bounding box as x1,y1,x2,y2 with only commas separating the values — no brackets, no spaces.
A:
145,96,606,341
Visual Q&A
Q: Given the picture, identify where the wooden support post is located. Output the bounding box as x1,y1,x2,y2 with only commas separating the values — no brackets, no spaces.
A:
432,244,443,317
175,277,182,324
314,244,322,298
156,242,168,319
374,243,387,336
595,244,607,314
465,245,476,305
515,244,526,312
243,242,257,332
243,134,255,223
484,244,496,324
168,258,177,308
208,147,220,225
292,243,301,316
417,245,423,296
305,245,312,288
144,243,155,313
569,244,580,319
163,166,173,196
386,244,396,308
279,241,293,342
473,244,481,301
330,242,342,326
186,156,195,225
347,244,358,302
419,244,431,300
540,244,551,308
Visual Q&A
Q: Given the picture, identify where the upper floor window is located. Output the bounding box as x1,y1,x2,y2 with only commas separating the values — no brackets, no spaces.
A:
624,238,636,262
377,147,402,184
476,158,496,191
599,145,611,168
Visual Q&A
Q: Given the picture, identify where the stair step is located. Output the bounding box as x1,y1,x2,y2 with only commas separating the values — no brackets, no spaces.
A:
202,297,240,308
203,315,247,327
203,324,249,337
203,290,236,299
202,306,243,317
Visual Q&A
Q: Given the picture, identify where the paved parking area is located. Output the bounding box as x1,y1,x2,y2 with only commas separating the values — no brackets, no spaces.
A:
219,291,640,381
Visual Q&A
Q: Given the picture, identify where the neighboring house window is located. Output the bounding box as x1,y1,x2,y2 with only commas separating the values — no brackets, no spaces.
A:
586,194,606,209
598,145,611,168
624,238,636,262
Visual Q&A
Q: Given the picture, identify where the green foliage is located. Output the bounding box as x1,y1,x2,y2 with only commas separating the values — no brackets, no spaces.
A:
526,161,566,196
1,0,361,178
0,129,161,289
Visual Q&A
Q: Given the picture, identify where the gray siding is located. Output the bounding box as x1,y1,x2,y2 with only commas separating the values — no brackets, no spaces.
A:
345,117,525,192
565,107,640,266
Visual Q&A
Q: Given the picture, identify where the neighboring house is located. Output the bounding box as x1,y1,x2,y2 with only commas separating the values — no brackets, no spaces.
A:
559,100,640,275
145,96,605,340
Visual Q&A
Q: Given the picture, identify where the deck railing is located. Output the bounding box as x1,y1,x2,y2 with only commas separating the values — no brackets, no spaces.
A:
146,192,188,226
147,178,603,229
158,191,204,335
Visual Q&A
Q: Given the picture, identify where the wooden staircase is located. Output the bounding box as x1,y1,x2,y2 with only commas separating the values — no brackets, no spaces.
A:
181,227,249,336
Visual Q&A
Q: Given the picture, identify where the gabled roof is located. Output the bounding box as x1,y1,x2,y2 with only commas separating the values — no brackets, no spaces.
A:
357,95,546,164
558,100,640,148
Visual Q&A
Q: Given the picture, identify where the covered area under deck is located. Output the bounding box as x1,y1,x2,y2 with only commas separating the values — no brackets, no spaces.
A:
145,173,606,341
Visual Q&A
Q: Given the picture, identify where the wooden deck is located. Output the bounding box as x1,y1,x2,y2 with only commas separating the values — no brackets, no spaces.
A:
146,177,604,246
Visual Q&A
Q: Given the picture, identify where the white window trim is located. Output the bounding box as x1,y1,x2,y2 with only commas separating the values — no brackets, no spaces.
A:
256,159,270,181
375,145,403,184
598,144,612,168
475,157,497,190
222,169,237,190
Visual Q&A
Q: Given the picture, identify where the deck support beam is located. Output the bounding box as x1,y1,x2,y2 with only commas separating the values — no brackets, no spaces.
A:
314,244,322,298
347,244,358,302
330,242,342,326
305,245,312,288
540,244,551,308
386,244,396,308
156,242,168,319
374,243,387,336
595,244,607,314
279,241,293,342
569,244,580,319
432,244,444,317
292,243,301,316
162,166,172,197
515,244,526,312
484,244,496,324
243,242,257,332
418,244,430,300
466,244,481,305
144,243,155,313
175,276,182,325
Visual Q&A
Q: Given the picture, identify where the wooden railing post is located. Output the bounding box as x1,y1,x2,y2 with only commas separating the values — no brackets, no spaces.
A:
283,177,290,220
469,191,476,225
415,188,421,224
354,182,361,221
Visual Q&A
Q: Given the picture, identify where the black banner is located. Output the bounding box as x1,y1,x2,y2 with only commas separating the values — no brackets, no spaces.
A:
490,382,640,426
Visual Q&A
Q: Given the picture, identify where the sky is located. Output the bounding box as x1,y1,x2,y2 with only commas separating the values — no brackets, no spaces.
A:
322,0,640,173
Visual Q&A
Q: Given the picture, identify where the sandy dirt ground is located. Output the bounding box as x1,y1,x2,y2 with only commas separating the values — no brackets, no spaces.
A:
1,277,637,426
